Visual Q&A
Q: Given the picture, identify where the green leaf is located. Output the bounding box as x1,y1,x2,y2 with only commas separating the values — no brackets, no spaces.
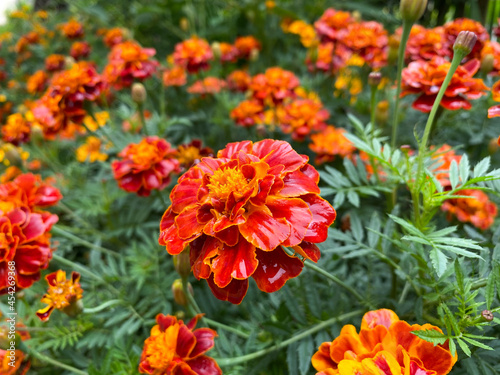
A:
430,249,448,277
297,337,314,375
402,235,432,246
450,160,459,190
344,158,361,185
436,245,483,259
333,192,345,208
485,271,496,310
411,329,447,345
473,157,490,178
350,214,364,242
347,190,360,207
388,214,424,237
367,213,381,248
455,259,465,293
457,338,472,357
459,153,470,185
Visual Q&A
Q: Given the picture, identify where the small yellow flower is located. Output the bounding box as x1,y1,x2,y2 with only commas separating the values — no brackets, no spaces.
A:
76,136,108,163
83,111,109,131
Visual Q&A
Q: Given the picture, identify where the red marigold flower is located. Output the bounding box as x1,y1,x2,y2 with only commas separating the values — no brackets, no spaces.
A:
112,136,180,197
309,125,356,164
103,27,125,48
219,42,239,63
59,19,84,39
36,270,83,321
401,56,489,112
139,314,221,375
276,98,329,141
175,139,213,171
187,77,227,95
158,139,336,304
441,189,497,230
104,41,159,89
314,8,354,43
234,36,261,60
14,32,40,54
230,100,265,127
443,18,489,61
227,70,251,92
45,54,65,72
27,69,48,94
312,309,457,375
70,41,91,60
1,113,30,146
162,65,187,87
249,67,300,106
488,80,500,118
402,24,450,62
173,37,213,74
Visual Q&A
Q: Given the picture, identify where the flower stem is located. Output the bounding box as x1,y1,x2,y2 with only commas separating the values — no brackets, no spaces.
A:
83,299,124,314
27,348,88,375
52,226,119,257
216,310,363,366
138,102,148,136
370,84,377,129
204,317,250,339
412,51,465,228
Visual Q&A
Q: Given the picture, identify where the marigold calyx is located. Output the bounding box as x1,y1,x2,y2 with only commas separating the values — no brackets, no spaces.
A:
453,31,477,57
368,71,382,86
399,0,427,24
131,83,147,104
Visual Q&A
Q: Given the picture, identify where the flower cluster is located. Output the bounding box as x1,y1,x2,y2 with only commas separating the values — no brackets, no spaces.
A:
0,172,62,294
162,65,187,87
312,309,457,375
173,36,213,74
159,139,336,304
112,136,180,197
1,113,31,145
187,77,227,96
309,125,356,164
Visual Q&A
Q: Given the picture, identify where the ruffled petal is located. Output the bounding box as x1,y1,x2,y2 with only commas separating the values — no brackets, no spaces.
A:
211,239,258,288
190,236,220,280
252,139,306,173
176,324,197,359
189,328,217,358
207,275,248,304
185,355,222,375
302,194,336,243
239,206,290,251
311,342,336,371
279,168,321,197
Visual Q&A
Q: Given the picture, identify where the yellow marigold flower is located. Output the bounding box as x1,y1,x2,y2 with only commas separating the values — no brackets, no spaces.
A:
76,136,108,163
36,270,83,321
287,20,319,48
0,32,13,43
2,113,31,145
36,10,48,19
9,10,29,20
83,111,109,131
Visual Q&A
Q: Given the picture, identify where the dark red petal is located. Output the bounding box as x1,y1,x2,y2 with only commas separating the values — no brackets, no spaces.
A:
279,168,321,197
185,356,222,375
239,208,290,251
159,218,199,255
189,328,217,358
252,247,304,293
119,173,143,192
211,240,258,288
293,241,321,262
36,305,54,321
156,313,178,331
488,104,500,118
186,314,203,330
302,194,336,243
172,361,197,375
190,236,220,280
412,95,435,113
440,96,471,110
176,324,197,359
250,175,275,206
207,275,248,304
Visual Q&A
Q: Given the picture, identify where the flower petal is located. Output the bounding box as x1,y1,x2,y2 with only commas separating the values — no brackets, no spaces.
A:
185,355,222,375
311,342,336,371
252,139,306,173
239,206,290,251
176,324,197,359
211,239,258,288
207,275,248,304
190,236,220,279
279,168,321,197
361,309,400,330
189,328,218,358
302,194,336,243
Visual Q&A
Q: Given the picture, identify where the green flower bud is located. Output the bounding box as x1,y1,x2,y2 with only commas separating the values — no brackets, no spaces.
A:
131,83,147,104
400,0,427,24
453,31,477,57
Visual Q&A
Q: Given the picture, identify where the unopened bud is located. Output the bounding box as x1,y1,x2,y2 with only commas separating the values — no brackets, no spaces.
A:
352,11,362,22
400,145,412,156
400,0,428,24
249,48,259,61
211,42,221,60
488,137,499,154
388,35,400,65
481,309,494,322
453,31,477,57
375,100,390,126
481,53,495,75
3,144,22,167
173,249,191,278
62,299,84,318
131,83,147,104
172,279,193,306
368,71,382,87
64,56,76,69
179,17,189,32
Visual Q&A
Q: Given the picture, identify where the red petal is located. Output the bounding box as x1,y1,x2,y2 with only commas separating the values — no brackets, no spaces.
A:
211,240,258,288
119,173,142,192
440,96,471,110
36,305,54,321
159,218,198,255
412,95,435,112
488,104,500,118
302,194,336,243
252,247,304,293
217,140,253,159
462,59,480,76
213,225,240,247
250,175,274,206
279,168,321,197
252,139,306,173
190,236,220,279
293,241,321,262
176,324,197,359
185,356,222,375
239,207,290,251
207,275,248,304
176,206,205,239
156,313,178,331
171,178,202,213
189,328,217,358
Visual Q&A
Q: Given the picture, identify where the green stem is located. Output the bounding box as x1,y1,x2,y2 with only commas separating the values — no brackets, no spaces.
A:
370,84,377,129
138,102,148,136
412,51,465,228
27,348,88,375
83,299,123,314
216,310,363,366
52,226,119,257
391,20,412,149
204,317,250,339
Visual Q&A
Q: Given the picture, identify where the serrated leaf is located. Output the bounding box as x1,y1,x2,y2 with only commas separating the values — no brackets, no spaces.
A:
402,235,432,246
449,338,457,357
457,338,471,356
333,192,345,207
430,249,448,277
347,190,360,207
350,214,364,242
411,329,447,345
455,259,464,293
459,153,470,185
474,157,490,178
388,214,424,237
298,337,314,375
344,158,361,185
450,160,459,190
367,213,381,248
436,245,483,259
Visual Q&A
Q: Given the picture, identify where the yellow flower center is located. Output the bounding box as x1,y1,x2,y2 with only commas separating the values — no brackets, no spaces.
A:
47,280,81,309
145,324,179,370
130,142,160,165
207,167,249,202
177,145,201,166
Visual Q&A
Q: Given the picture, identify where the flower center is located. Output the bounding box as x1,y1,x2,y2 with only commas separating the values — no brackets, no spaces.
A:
177,145,201,167
145,324,179,370
130,142,159,165
207,167,249,202
48,280,81,309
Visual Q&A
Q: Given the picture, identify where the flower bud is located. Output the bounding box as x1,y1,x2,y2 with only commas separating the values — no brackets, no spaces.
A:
179,17,189,32
375,100,390,126
2,143,23,167
172,279,193,306
64,56,76,69
388,35,400,65
399,0,427,24
368,71,382,87
249,48,259,61
211,42,221,60
62,299,84,318
173,249,191,278
453,31,477,57
352,11,362,22
131,83,147,104
481,309,494,322
488,137,499,154
481,53,495,75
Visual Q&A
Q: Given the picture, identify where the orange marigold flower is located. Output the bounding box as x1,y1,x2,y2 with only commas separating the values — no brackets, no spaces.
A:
76,136,108,163
14,31,40,53
173,37,213,73
403,24,450,62
481,41,500,75
309,125,356,164
112,136,180,197
314,8,354,43
70,41,91,60
187,77,227,95
59,19,84,39
45,54,65,72
401,56,489,112
230,100,265,127
139,314,221,375
287,20,319,48
312,309,457,375
104,41,158,89
249,67,300,105
234,36,261,60
103,27,125,47
488,80,500,118
0,348,30,374
219,42,239,63
276,98,329,141
175,139,213,171
443,18,489,61
158,139,336,304
1,113,30,145
36,270,83,321
162,65,187,87
441,189,497,230
227,70,251,92
27,69,48,94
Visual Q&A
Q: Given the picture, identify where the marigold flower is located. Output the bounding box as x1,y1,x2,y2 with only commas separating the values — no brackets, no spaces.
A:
1,113,30,145
219,42,239,63
443,18,489,60
403,24,450,62
175,139,213,170
173,37,213,73
249,67,300,106
488,80,500,118
59,19,84,39
312,309,457,375
340,21,388,68
112,136,180,197
309,125,356,164
83,111,109,132
159,139,336,304
162,65,187,87
276,98,329,141
104,41,159,89
70,41,91,60
234,36,261,60
139,314,221,375
103,27,125,47
227,70,251,92
286,20,319,48
230,100,265,127
314,8,354,43
76,136,108,163
306,42,351,73
187,77,226,95
45,54,65,72
14,32,40,53
26,69,48,94
401,56,489,112
441,189,497,230
36,270,83,321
